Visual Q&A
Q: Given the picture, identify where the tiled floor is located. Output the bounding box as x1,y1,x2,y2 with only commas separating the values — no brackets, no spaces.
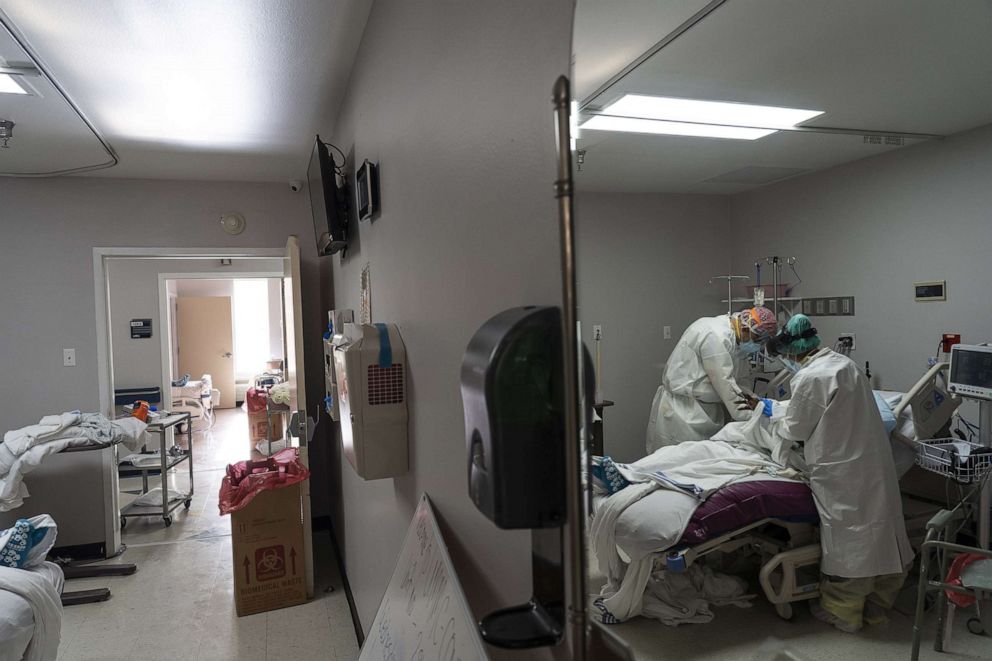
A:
57,408,359,661
591,559,992,661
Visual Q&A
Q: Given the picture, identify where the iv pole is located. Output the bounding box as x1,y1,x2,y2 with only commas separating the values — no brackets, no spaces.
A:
710,275,750,315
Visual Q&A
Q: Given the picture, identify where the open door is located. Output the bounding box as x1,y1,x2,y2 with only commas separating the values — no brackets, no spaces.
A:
283,235,316,598
175,296,236,408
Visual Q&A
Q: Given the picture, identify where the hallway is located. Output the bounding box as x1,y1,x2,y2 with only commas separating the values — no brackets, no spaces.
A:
56,409,358,661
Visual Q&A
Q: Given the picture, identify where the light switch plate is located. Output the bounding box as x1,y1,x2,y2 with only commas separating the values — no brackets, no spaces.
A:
63,348,76,366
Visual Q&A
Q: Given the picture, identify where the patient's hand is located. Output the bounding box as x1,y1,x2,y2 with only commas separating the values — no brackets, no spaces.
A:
736,393,760,411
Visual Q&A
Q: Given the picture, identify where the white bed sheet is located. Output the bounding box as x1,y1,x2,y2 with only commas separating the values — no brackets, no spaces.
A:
0,562,63,661
600,396,917,562
877,390,918,477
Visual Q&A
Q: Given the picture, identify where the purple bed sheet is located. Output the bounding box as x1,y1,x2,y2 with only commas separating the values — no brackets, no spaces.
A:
678,480,818,546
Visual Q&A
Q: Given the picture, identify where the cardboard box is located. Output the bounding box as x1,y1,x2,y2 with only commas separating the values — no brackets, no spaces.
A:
230,481,307,616
247,410,286,443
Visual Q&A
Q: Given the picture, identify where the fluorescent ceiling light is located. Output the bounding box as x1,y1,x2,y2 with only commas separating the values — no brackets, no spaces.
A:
0,74,28,95
580,115,775,140
605,94,823,129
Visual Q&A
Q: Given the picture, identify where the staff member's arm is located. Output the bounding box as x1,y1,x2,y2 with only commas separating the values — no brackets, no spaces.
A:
699,333,750,421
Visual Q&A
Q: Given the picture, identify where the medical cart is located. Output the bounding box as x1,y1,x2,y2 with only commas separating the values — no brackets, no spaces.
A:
119,412,194,527
910,344,992,659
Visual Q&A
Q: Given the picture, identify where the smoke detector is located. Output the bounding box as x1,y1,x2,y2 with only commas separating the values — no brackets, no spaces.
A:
219,212,246,235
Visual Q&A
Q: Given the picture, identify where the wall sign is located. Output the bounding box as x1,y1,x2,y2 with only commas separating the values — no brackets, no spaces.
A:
914,280,946,302
130,318,153,339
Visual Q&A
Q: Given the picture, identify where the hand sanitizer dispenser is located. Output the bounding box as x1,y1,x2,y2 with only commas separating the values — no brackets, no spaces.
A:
461,306,564,529
323,309,354,421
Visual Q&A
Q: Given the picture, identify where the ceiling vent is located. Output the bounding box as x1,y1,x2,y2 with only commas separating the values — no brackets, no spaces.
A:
863,135,905,146
704,166,811,185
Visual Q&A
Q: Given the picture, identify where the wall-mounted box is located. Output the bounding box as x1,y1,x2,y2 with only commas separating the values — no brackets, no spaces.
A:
803,297,855,316
914,281,946,301
335,323,408,480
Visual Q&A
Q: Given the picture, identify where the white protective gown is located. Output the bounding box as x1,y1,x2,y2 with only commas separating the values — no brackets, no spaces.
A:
770,348,914,578
646,315,749,452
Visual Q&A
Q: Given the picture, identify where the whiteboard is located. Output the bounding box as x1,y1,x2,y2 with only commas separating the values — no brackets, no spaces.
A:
360,494,489,661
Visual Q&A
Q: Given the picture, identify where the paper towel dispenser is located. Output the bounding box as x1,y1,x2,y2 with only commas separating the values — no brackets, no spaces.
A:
335,322,408,480
461,306,564,529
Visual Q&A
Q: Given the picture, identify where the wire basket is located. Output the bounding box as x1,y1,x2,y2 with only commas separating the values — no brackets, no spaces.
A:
915,438,992,484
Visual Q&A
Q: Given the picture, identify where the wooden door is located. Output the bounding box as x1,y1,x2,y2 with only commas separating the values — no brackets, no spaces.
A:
176,296,236,408
283,236,315,597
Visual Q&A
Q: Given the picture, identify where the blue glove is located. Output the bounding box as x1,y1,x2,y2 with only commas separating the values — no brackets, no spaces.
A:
761,398,774,417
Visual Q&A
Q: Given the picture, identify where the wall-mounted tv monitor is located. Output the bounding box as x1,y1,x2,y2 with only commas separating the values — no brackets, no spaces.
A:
308,135,348,255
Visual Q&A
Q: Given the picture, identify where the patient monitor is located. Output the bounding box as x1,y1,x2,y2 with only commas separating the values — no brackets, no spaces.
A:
947,343,992,549
948,344,992,400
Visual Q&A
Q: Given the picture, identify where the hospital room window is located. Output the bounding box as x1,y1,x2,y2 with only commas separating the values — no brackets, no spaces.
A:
232,279,271,380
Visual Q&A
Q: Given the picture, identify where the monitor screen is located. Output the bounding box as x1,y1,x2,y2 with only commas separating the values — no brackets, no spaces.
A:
950,348,992,389
307,136,348,255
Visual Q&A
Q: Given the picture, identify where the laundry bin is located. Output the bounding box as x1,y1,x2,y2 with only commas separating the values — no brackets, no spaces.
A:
219,449,310,616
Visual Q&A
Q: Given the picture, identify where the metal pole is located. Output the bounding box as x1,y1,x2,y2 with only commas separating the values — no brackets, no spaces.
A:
980,401,991,549
553,74,587,661
772,257,780,323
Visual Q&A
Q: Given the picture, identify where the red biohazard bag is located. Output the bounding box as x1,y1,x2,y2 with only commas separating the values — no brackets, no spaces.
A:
244,387,268,413
944,553,990,608
218,448,310,515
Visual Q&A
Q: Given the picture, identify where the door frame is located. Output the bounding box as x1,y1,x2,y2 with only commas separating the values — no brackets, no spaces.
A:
157,271,283,414
93,246,284,553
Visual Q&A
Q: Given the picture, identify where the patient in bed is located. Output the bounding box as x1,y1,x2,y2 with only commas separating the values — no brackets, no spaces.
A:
594,317,939,630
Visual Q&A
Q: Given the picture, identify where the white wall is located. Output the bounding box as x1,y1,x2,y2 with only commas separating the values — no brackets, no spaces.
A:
267,278,285,361
109,261,280,392
729,123,992,392
173,279,235,297
575,192,730,462
324,0,573,648
173,277,285,365
0,176,332,517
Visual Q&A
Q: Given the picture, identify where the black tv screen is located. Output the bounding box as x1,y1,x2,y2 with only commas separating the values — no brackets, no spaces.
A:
308,136,348,255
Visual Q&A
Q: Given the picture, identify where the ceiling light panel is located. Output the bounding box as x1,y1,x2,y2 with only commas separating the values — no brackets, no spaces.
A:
605,94,823,129
0,73,29,95
580,115,775,140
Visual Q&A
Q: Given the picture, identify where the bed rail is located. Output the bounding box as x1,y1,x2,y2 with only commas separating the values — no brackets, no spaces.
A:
891,362,958,449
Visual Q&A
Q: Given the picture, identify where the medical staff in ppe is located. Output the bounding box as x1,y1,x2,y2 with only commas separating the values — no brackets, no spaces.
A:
646,306,777,452
741,314,913,633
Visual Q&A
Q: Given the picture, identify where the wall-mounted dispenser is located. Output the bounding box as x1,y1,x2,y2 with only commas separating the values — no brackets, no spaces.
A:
462,306,565,529
335,322,408,480
323,309,354,420
461,305,593,650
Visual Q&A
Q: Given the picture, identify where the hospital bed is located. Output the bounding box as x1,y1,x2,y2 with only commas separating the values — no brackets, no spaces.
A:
597,363,959,622
0,562,63,661
170,374,219,432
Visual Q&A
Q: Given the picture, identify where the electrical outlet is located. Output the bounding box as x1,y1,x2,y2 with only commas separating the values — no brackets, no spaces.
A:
592,325,603,341
839,333,856,351
663,326,672,340
63,348,76,367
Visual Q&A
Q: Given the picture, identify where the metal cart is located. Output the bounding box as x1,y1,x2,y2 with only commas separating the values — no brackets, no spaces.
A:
119,412,194,527
910,438,992,660
264,400,291,455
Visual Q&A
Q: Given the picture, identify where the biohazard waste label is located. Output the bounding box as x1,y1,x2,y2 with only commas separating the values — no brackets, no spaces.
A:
230,482,308,616
255,545,286,581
